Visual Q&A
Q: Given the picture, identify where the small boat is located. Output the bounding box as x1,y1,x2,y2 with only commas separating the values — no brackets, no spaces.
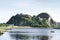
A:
51,31,55,33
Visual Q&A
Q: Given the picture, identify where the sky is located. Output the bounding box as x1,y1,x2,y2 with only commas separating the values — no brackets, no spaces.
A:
0,0,60,23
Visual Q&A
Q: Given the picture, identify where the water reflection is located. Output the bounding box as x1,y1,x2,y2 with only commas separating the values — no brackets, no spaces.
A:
0,28,51,40
10,34,49,40
10,34,30,40
9,28,50,40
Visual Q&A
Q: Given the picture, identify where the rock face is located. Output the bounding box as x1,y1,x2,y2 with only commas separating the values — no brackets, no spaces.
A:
37,13,50,20
36,13,56,26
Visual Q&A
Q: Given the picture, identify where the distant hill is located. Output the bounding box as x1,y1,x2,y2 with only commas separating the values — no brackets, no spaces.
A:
56,22,60,28
6,13,57,28
52,22,60,29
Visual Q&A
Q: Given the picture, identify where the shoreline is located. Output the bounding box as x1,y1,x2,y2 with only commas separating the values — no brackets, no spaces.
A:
0,26,58,36
0,26,31,35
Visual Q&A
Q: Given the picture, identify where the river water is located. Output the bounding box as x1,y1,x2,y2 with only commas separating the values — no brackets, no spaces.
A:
0,28,60,40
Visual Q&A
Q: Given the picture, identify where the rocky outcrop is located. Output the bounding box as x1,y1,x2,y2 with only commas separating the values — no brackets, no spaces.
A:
36,13,50,20
36,12,56,26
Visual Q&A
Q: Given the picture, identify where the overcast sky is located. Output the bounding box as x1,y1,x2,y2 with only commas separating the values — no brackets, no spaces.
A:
0,0,60,23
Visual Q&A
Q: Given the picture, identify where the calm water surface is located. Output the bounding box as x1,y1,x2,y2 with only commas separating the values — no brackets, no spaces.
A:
0,28,60,40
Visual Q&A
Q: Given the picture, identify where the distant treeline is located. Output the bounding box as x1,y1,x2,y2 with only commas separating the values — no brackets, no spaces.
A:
0,23,9,27
6,12,57,28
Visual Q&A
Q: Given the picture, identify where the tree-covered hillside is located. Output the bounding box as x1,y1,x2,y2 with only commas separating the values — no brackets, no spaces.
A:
6,13,57,28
